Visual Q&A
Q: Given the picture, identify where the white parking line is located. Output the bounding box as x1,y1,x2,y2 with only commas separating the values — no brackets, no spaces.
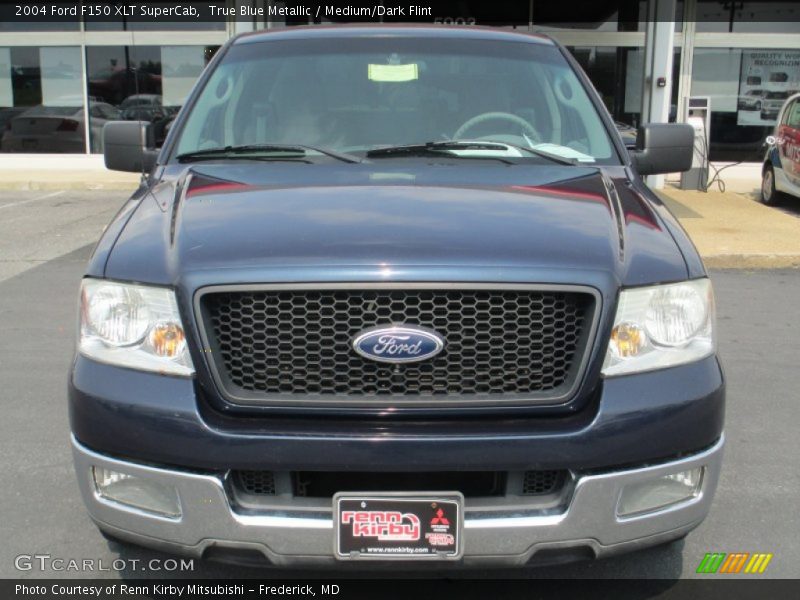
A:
0,190,65,210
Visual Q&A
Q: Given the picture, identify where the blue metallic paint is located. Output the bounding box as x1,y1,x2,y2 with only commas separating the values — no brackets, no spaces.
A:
79,162,705,420
69,354,723,472
74,26,718,475
101,164,691,287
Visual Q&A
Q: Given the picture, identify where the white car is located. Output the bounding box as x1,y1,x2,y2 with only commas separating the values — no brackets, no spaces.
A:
761,92,800,205
0,102,121,153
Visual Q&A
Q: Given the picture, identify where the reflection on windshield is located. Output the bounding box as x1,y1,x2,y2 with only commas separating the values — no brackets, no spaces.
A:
175,37,616,164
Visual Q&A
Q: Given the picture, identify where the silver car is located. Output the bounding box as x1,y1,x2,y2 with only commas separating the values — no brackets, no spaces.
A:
761,91,790,121
0,102,121,153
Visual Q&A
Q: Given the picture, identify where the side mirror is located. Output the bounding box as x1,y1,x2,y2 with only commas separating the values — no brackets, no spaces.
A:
103,121,158,173
630,123,694,176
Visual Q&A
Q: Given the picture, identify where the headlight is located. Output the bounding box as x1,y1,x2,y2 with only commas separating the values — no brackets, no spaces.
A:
602,279,715,377
79,279,194,376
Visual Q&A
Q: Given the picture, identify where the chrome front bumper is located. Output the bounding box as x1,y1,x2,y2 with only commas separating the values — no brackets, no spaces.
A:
72,435,724,567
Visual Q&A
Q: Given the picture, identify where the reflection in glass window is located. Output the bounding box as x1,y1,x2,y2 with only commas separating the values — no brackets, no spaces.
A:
83,1,225,31
41,48,83,106
691,47,800,161
85,45,219,152
566,47,681,130
0,48,13,108
162,47,206,106
175,37,617,163
0,46,86,154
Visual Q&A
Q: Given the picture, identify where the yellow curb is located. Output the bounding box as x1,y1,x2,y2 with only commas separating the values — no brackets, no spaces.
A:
660,187,800,265
0,180,140,191
0,169,141,192
702,254,800,269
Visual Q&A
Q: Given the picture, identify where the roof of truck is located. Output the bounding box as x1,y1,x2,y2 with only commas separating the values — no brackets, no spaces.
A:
234,24,554,46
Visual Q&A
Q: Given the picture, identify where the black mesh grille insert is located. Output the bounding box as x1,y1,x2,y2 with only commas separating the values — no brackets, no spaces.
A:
294,471,505,498
522,470,564,495
200,288,593,400
234,470,276,495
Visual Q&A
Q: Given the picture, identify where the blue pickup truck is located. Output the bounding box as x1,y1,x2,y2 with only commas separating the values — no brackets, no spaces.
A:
70,26,724,568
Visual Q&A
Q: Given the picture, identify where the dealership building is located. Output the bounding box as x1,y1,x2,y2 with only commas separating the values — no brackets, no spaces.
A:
1,0,799,181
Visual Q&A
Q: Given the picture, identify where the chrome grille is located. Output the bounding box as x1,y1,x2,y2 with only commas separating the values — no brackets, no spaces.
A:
198,285,596,408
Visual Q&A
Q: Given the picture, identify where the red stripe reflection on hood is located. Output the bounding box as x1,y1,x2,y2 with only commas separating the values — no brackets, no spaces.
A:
509,185,610,208
185,181,254,198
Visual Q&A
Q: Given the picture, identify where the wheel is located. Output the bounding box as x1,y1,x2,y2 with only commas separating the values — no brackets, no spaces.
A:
454,111,542,143
761,165,784,206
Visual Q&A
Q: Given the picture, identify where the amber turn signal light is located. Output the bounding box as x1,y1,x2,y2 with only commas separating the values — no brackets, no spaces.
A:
609,322,645,358
148,322,186,358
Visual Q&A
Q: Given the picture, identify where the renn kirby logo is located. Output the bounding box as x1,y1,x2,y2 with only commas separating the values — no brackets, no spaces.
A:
696,552,773,574
341,510,421,541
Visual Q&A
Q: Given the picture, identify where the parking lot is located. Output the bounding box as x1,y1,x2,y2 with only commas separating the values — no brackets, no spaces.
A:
0,190,798,580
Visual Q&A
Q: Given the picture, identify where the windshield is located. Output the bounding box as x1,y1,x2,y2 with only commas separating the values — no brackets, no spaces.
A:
174,36,617,164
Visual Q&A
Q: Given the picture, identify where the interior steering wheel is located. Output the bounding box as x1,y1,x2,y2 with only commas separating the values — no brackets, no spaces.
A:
454,111,542,143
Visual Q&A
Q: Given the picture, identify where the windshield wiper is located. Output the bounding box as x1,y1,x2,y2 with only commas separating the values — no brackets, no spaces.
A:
176,144,361,164
366,140,578,166
365,141,515,164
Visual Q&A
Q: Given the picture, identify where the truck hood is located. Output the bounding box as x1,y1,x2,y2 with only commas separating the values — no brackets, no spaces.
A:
104,163,688,287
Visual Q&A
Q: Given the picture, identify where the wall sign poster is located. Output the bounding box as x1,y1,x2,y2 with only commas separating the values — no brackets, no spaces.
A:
738,50,800,126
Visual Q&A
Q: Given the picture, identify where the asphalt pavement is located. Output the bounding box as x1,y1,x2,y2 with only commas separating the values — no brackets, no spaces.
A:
0,191,797,580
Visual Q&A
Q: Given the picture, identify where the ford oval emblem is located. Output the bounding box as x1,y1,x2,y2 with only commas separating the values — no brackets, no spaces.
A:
352,325,445,364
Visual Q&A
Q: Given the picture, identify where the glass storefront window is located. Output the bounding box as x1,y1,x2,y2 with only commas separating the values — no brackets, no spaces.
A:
691,47,800,161
84,1,225,31
534,0,648,32
85,45,219,152
0,46,85,153
696,1,800,33
568,47,644,125
566,47,681,129
0,21,80,32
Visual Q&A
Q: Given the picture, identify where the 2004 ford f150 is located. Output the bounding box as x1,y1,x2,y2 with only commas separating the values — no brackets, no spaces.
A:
69,25,724,567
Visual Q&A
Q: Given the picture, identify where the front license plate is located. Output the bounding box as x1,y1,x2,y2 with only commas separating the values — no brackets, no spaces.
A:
334,492,464,560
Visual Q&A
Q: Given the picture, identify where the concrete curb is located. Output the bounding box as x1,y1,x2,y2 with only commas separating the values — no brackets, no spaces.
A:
659,187,800,270
702,255,800,269
0,180,140,191
0,158,142,192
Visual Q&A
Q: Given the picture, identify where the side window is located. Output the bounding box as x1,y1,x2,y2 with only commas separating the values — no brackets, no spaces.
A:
780,100,795,126
786,101,800,129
